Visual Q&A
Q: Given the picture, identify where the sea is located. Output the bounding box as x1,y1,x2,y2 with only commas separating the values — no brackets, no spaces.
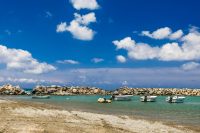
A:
1,94,200,129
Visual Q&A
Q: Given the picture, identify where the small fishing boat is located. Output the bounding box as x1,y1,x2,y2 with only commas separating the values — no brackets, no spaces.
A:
166,96,185,103
140,96,157,102
111,95,133,101
32,95,50,99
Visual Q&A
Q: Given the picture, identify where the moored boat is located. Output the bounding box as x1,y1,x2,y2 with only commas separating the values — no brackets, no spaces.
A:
140,96,157,102
111,95,133,101
32,95,50,99
166,96,185,103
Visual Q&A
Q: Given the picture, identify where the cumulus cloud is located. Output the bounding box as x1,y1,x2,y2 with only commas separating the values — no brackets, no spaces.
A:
0,45,56,74
62,20,94,40
142,27,183,40
113,37,135,50
91,58,104,63
169,29,184,40
181,62,200,71
70,0,99,10
113,27,200,61
57,59,79,64
116,55,126,63
56,13,96,40
113,37,159,60
74,12,96,25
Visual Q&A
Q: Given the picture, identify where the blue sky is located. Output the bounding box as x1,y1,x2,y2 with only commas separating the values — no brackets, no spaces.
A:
0,0,200,89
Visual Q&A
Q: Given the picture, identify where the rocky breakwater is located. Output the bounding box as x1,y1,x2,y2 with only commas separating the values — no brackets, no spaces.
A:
32,85,112,95
0,84,26,95
115,87,200,96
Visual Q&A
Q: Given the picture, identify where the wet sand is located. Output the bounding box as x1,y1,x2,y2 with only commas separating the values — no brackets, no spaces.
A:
0,99,198,133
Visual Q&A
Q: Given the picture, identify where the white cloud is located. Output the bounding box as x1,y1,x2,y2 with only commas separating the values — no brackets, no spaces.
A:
56,13,96,41
189,25,199,32
56,22,67,32
113,27,200,61
113,37,135,51
116,55,126,63
0,45,56,74
91,58,104,63
142,27,172,39
74,12,96,25
65,20,95,40
128,43,159,60
142,27,183,40
70,0,99,10
169,29,184,40
113,37,159,60
181,62,200,71
57,59,79,64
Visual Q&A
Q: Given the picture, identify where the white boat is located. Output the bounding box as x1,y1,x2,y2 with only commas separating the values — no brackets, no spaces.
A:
140,96,157,102
112,95,133,101
166,96,185,103
32,95,50,99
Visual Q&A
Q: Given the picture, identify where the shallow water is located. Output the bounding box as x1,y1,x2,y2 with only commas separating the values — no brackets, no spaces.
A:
1,95,200,127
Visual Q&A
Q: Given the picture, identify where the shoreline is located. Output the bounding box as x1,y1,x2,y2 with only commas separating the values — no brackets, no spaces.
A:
0,98,199,133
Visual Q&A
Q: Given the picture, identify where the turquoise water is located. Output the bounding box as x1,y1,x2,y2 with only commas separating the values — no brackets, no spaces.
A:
1,95,200,127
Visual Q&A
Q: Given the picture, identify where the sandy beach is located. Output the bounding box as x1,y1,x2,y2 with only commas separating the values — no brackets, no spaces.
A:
0,98,198,133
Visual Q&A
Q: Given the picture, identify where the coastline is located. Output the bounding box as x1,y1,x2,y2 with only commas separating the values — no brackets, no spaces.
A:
0,98,198,133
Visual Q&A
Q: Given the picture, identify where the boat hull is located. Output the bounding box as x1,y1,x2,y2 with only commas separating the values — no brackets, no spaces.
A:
166,96,185,103
140,96,157,102
32,95,50,99
113,95,132,101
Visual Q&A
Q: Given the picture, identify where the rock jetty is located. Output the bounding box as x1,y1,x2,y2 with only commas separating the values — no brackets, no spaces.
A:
0,84,200,96
0,84,26,95
32,86,200,96
115,87,200,96
32,85,112,95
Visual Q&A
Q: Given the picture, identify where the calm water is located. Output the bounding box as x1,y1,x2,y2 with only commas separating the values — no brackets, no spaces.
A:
1,95,200,127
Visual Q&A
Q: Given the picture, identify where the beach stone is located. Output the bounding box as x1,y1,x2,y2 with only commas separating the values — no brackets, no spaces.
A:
94,89,100,94
106,99,112,103
98,98,105,103
72,89,78,94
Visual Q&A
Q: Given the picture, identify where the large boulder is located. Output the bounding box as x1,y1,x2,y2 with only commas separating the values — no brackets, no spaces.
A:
97,98,111,103
93,88,100,94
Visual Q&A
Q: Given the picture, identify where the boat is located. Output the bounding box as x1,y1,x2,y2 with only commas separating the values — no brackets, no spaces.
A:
32,95,50,99
140,96,157,102
166,96,185,103
111,95,133,101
